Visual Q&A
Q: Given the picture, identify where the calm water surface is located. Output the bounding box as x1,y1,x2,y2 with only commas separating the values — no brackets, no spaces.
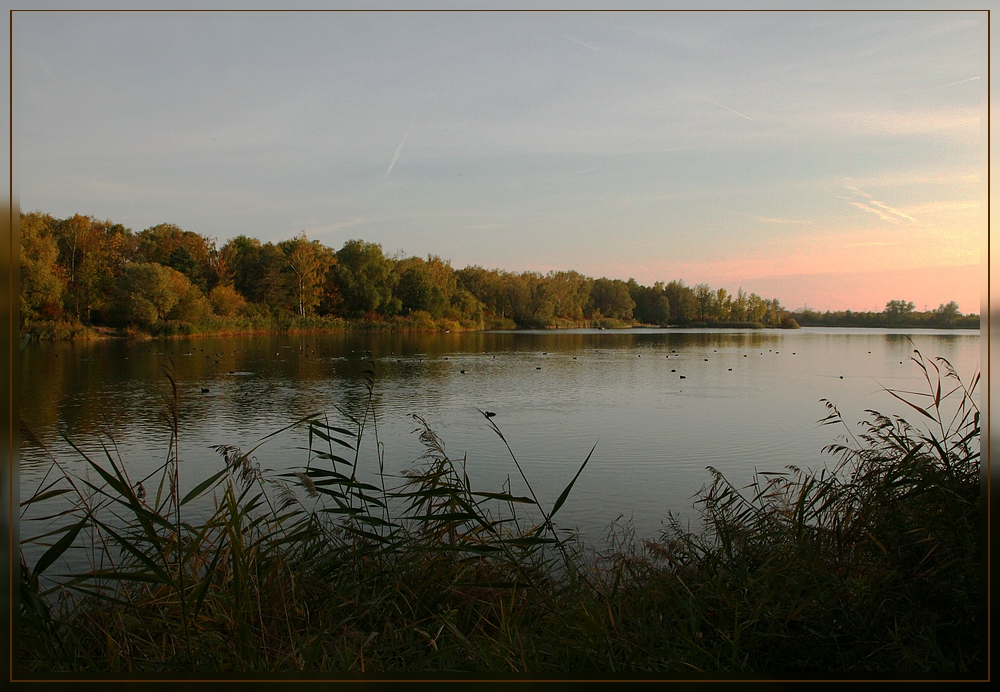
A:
19,327,980,548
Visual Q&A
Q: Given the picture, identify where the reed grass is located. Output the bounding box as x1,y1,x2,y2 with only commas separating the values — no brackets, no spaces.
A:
18,350,983,676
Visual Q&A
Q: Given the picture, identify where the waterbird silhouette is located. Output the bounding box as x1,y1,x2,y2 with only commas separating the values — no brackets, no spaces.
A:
484,411,496,418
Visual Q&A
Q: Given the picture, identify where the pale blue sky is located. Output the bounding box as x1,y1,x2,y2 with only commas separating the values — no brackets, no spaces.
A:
10,6,988,312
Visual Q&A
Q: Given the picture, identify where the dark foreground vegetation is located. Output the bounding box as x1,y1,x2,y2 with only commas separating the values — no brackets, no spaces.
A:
18,352,982,677
20,210,975,340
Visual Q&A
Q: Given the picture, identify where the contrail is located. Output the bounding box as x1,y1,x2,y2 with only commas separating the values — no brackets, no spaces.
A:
385,118,414,179
704,98,753,121
843,181,916,223
926,75,980,91
564,33,599,51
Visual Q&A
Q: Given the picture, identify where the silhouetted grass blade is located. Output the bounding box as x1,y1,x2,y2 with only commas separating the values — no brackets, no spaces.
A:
180,467,230,506
549,441,598,519
31,515,88,585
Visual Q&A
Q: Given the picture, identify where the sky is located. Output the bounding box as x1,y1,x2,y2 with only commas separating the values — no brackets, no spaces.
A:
9,5,988,314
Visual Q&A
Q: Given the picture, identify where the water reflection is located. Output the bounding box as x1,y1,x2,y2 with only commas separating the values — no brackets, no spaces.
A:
20,328,980,544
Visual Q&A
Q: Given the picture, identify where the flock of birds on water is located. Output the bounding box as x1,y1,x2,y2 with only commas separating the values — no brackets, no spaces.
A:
152,343,904,396
59,340,911,401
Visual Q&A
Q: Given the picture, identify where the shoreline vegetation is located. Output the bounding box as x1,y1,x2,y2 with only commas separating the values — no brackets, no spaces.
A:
18,352,983,676
20,211,978,341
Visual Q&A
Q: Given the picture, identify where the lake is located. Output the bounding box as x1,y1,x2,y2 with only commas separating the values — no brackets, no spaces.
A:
19,327,981,552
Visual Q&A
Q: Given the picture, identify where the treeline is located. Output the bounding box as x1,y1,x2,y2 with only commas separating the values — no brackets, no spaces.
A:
790,299,979,329
18,210,975,338
18,211,796,338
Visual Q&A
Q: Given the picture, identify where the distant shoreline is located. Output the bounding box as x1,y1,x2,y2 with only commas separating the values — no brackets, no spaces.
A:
20,318,979,342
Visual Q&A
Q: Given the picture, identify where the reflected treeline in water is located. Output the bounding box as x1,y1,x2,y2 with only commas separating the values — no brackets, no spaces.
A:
21,328,977,447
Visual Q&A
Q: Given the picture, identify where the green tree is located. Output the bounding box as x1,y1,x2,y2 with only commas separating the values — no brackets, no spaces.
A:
884,299,915,326
665,280,697,324
766,298,785,327
455,265,507,320
335,240,400,317
694,283,713,321
448,287,485,324
732,288,749,322
933,301,961,327
219,235,264,302
255,243,292,312
588,278,635,321
396,255,457,318
746,293,768,323
628,279,670,325
546,271,592,321
112,263,209,328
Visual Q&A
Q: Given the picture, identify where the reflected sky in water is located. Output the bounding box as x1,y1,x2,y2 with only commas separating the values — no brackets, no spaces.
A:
20,327,980,546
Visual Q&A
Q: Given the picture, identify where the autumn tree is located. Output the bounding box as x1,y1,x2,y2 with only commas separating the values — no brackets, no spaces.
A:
135,223,217,294
19,211,65,327
208,284,247,317
279,233,335,317
50,214,134,324
710,287,731,322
